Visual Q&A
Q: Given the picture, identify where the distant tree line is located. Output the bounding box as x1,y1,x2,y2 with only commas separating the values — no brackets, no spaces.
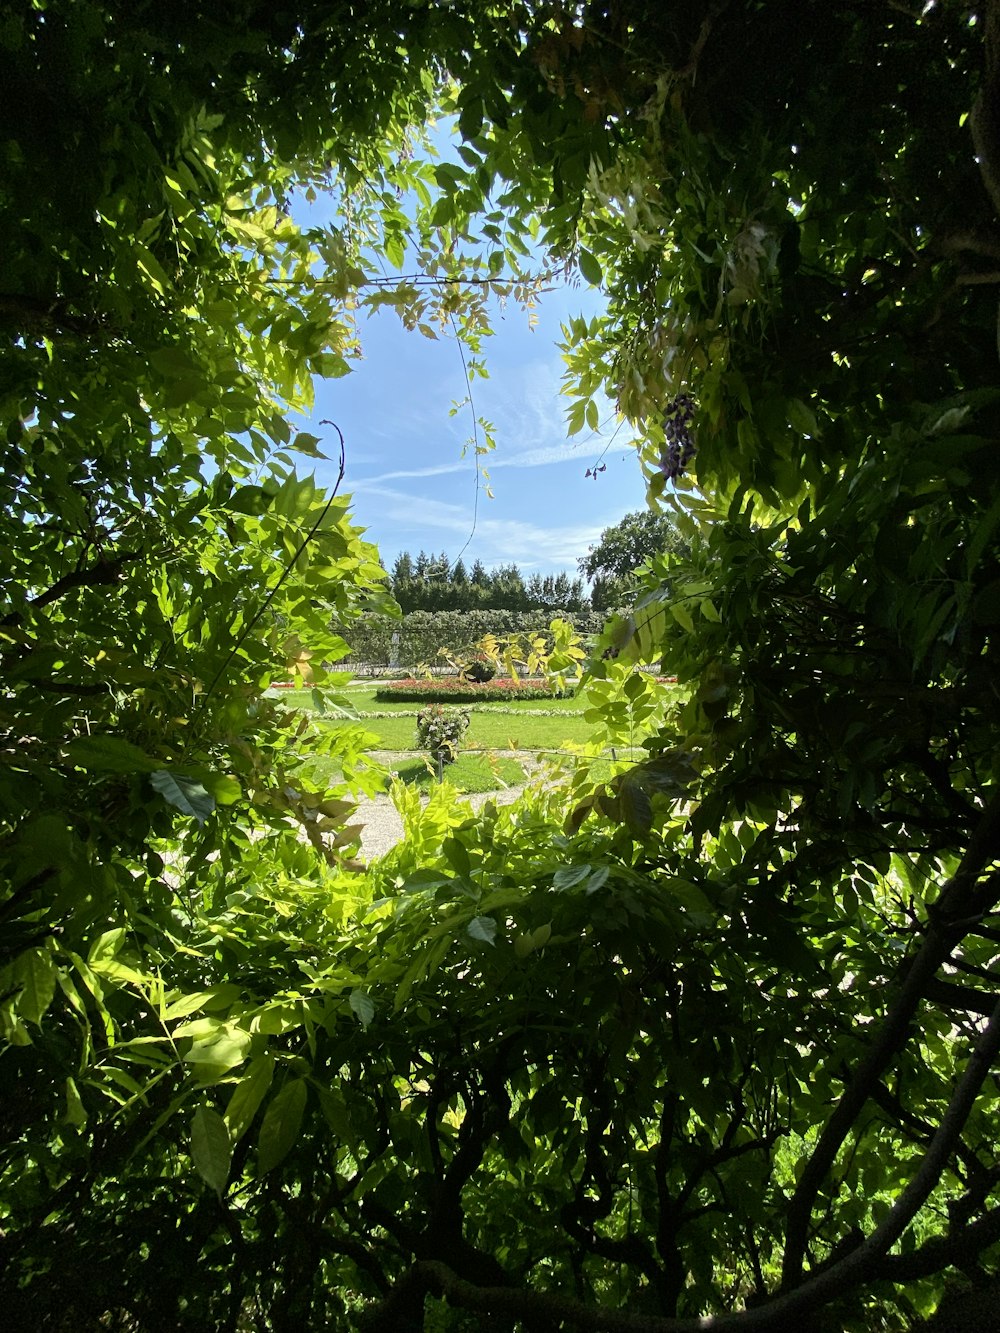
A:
386,512,686,617
389,550,588,613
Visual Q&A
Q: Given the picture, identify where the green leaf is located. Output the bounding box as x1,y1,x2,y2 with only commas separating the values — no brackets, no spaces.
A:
227,484,275,515
400,868,453,894
149,346,201,378
151,771,216,823
668,878,713,914
619,773,653,835
257,1078,308,1176
293,432,327,458
578,249,603,286
67,735,159,773
191,1105,232,1198
88,929,125,967
670,602,696,634
458,94,484,139
442,837,471,879
467,915,497,946
198,771,242,805
64,1077,87,1128
6,948,57,1026
225,1054,275,1144
786,398,819,436
349,990,375,1028
182,1023,252,1081
584,867,610,895
553,864,592,890
163,986,239,1022
134,242,171,294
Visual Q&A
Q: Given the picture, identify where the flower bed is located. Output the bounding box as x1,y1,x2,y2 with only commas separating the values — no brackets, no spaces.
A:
373,677,570,703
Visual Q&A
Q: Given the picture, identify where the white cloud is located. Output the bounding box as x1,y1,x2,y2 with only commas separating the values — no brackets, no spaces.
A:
349,350,625,486
352,432,619,487
358,485,604,570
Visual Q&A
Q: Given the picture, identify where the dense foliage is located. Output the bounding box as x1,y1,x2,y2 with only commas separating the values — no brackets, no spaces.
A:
579,509,688,610
4,2,1000,1332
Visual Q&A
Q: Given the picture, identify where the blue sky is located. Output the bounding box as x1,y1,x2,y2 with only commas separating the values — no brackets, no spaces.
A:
298,282,649,580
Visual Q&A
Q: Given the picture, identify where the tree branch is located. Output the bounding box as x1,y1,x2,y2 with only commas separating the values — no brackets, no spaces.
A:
782,786,1000,1287
3,551,141,627
359,996,1000,1333
0,292,106,338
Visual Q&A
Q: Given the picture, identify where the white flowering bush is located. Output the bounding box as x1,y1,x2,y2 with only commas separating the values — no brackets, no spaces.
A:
415,704,471,770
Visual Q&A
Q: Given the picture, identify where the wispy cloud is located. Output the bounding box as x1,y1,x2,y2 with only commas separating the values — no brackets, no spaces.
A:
357,485,604,569
352,430,620,488
349,350,624,487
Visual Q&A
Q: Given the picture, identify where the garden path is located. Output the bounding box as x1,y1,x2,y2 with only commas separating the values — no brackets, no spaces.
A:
354,749,549,861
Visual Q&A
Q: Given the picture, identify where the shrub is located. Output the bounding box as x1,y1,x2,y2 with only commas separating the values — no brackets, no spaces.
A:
375,678,570,703
415,704,471,771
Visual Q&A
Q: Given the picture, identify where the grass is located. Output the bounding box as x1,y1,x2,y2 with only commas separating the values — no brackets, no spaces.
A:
354,712,593,751
269,681,672,792
302,751,527,794
268,686,593,750
271,685,586,715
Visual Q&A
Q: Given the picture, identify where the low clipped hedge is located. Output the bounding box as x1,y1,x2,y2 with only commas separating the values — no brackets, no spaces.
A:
373,677,571,703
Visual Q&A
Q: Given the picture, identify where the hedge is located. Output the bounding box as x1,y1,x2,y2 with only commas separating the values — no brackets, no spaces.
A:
373,677,570,703
334,609,617,673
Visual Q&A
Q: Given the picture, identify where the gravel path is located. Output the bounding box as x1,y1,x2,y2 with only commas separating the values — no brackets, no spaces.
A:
355,750,546,861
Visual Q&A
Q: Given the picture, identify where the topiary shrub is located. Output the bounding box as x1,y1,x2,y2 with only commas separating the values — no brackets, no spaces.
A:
415,704,471,778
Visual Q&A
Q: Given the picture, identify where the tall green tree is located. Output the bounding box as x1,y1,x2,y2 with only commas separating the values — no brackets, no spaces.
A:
580,509,687,609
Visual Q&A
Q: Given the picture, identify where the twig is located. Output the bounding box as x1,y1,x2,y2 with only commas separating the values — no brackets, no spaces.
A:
448,314,484,568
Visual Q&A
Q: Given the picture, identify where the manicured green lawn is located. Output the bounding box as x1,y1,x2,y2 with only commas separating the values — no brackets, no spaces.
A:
267,686,593,750
269,685,586,715
351,711,593,751
302,750,527,794
269,680,676,773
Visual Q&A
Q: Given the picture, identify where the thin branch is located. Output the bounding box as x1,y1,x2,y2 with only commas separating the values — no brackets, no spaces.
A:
448,314,484,568
19,678,110,697
3,551,141,627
